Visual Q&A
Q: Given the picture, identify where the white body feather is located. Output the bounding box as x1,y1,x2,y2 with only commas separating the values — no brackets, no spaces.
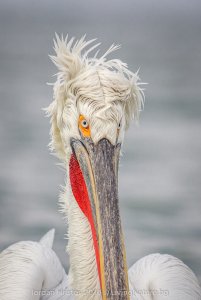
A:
0,230,70,300
1,231,200,299
129,253,201,300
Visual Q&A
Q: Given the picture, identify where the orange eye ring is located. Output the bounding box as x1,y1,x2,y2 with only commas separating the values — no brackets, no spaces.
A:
78,115,91,138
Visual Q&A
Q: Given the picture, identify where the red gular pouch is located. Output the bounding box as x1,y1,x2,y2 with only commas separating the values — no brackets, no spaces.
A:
69,153,101,288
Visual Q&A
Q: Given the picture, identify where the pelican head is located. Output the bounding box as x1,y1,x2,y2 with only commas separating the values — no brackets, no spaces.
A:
47,35,143,299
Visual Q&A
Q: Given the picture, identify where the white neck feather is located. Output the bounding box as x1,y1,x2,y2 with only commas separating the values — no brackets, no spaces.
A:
60,168,101,300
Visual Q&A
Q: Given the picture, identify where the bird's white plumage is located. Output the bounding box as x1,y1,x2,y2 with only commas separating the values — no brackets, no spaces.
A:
0,35,200,300
46,34,143,161
1,233,201,300
0,230,69,300
39,228,55,248
129,253,201,300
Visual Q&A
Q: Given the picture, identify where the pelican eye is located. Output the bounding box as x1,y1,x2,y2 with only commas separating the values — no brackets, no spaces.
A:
118,122,121,129
81,119,88,128
78,115,91,138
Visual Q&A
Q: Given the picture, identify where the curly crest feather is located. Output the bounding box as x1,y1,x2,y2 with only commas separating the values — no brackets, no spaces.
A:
46,34,144,160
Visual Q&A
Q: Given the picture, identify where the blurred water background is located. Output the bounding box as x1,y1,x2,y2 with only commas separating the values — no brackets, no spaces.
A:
0,0,201,280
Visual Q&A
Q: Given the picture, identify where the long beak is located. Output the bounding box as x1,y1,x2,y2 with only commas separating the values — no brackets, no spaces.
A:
70,138,130,300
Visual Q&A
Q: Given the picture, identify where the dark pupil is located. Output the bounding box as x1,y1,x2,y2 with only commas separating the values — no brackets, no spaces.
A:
83,121,87,126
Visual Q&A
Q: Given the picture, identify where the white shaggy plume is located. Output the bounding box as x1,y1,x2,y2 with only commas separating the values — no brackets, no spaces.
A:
46,34,143,161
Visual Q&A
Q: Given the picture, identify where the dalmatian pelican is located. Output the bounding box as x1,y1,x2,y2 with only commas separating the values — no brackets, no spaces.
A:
0,35,201,300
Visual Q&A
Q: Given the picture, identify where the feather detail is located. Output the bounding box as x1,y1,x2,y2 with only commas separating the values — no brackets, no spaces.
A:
45,34,144,161
129,253,201,300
